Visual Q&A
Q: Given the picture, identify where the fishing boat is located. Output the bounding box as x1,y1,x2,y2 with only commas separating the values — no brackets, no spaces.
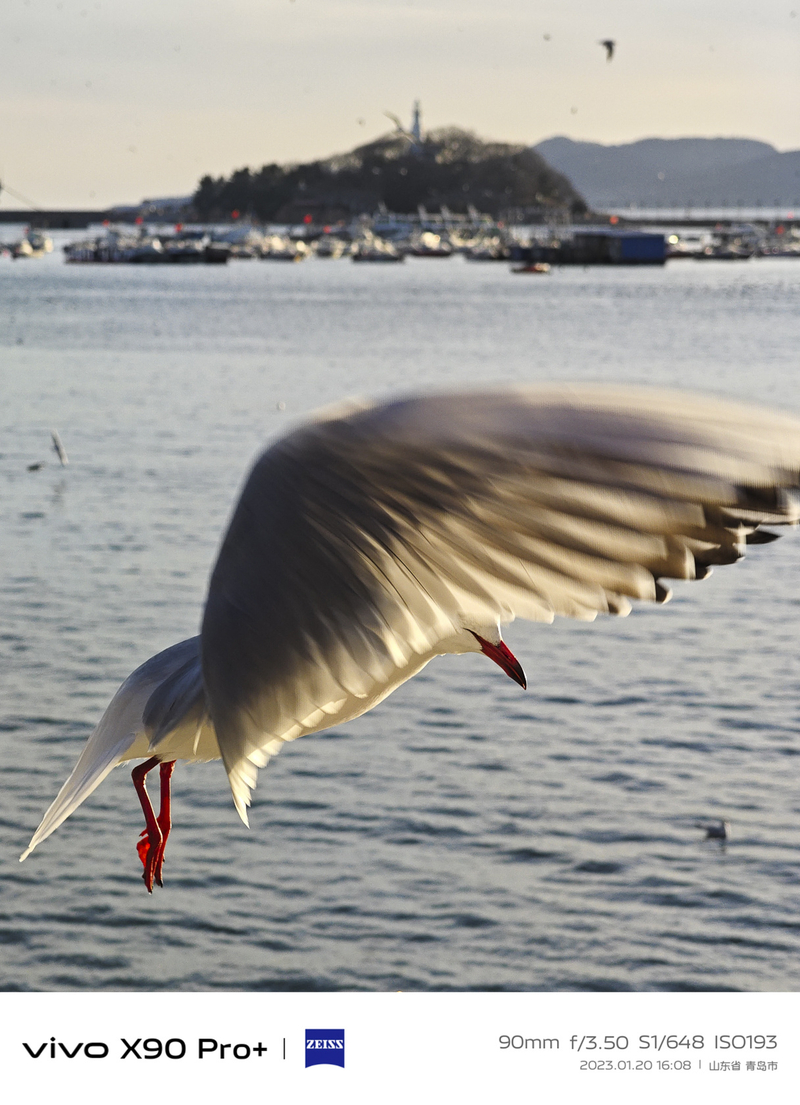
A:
351,234,404,262
512,262,551,274
12,229,53,259
260,235,308,261
407,230,452,257
315,236,349,259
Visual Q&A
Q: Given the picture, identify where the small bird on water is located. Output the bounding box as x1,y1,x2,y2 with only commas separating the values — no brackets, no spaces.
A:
697,819,731,840
19,385,800,890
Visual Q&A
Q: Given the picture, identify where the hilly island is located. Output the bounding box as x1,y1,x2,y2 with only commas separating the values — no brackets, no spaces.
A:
191,127,588,224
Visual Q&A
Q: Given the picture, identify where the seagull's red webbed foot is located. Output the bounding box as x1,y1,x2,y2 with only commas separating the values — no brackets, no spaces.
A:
135,828,159,892
131,757,175,892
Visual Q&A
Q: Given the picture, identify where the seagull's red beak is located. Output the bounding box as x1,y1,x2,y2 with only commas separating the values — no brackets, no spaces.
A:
471,633,527,689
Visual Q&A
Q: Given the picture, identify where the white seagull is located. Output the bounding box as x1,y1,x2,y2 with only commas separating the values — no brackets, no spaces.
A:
20,385,800,891
51,429,69,467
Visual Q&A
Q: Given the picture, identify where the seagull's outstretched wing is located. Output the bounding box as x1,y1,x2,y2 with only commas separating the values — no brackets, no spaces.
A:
202,385,800,817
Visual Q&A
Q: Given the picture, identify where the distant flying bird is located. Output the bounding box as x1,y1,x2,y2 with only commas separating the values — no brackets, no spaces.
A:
384,110,407,135
19,385,800,891
383,111,416,150
600,39,615,61
27,430,68,472
51,429,68,467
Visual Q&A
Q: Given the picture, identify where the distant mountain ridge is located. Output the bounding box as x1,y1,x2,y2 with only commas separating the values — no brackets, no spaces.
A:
534,137,800,209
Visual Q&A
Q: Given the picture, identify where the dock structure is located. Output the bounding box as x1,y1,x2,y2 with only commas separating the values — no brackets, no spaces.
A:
0,209,111,229
6,202,798,264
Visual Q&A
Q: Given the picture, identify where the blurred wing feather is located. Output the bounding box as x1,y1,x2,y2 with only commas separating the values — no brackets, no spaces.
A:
201,385,800,816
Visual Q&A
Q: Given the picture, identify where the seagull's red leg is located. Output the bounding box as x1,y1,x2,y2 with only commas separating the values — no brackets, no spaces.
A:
152,760,175,888
131,756,162,893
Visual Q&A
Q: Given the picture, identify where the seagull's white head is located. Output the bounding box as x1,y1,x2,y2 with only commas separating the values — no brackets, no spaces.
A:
452,617,527,689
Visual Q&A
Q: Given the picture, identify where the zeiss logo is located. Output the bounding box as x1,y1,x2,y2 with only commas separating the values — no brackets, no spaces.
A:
305,1029,345,1068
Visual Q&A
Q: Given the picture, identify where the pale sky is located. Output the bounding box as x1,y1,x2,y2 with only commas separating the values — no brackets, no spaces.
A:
1,0,798,208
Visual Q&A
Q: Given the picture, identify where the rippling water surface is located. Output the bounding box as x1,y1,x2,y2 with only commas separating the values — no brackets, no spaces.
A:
2,246,800,992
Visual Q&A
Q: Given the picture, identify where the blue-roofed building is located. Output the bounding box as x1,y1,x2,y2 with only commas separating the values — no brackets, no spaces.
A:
572,229,666,264
514,228,667,266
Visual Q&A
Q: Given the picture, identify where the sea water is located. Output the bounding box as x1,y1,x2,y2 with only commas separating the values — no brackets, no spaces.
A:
2,245,800,991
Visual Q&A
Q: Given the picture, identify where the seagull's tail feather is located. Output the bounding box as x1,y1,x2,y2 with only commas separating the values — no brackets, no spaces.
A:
20,637,203,861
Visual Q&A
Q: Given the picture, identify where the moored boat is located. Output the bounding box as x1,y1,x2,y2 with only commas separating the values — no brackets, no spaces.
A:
351,234,404,262
260,235,308,261
407,230,452,257
12,229,53,259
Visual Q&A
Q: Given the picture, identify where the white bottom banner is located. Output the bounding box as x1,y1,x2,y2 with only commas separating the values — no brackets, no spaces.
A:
1,991,796,1105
